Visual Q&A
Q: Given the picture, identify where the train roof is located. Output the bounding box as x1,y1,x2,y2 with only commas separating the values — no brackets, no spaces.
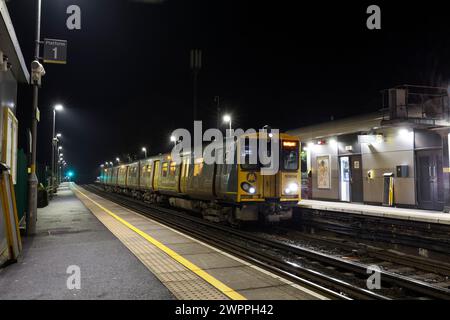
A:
286,112,384,141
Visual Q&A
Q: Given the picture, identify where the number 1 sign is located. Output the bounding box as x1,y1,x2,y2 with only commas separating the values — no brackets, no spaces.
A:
43,38,67,64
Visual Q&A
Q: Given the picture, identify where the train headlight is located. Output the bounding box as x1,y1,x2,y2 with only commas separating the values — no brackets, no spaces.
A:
285,182,299,194
241,182,256,194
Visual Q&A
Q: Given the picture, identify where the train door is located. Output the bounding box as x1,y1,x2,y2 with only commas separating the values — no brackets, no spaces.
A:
263,175,276,199
152,160,160,190
350,155,363,203
179,157,189,194
416,149,444,210
339,156,350,202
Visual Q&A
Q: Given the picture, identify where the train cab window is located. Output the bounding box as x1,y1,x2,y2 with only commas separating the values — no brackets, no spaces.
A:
282,141,299,171
240,137,259,171
162,162,168,177
169,161,177,176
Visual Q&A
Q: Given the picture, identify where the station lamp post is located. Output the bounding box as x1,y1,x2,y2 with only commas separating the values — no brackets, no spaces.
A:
170,135,177,147
51,104,63,192
142,147,147,158
57,147,63,186
27,0,43,235
223,114,232,135
116,157,120,164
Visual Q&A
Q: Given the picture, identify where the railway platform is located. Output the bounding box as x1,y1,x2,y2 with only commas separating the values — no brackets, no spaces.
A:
0,182,327,300
0,183,173,300
298,199,450,225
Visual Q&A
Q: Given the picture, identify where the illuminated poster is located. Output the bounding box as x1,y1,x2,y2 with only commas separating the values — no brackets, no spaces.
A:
317,155,331,189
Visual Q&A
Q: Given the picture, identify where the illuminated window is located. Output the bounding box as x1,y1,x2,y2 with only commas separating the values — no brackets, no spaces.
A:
162,162,168,177
169,161,177,176
193,158,204,177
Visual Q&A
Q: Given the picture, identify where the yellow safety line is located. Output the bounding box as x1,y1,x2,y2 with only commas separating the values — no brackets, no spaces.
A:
72,185,246,300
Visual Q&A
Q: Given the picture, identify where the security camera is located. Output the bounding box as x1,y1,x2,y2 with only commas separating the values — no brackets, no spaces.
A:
31,60,45,86
31,60,45,74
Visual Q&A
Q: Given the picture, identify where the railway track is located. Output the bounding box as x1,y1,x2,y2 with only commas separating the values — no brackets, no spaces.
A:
263,227,450,282
84,184,450,300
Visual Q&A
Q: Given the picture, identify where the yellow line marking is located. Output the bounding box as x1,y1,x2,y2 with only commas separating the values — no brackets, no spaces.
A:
72,185,246,300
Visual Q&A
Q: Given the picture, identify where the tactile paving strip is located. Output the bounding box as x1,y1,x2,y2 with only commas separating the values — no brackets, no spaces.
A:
76,190,229,300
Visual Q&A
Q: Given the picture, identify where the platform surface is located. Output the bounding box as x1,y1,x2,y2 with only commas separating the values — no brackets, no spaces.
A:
72,184,327,300
298,199,450,225
0,183,174,300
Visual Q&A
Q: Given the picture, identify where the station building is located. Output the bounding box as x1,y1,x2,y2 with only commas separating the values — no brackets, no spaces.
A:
288,85,450,212
0,0,29,266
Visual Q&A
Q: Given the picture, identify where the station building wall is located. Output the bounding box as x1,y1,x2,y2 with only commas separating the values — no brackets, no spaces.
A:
306,127,417,206
361,128,415,206
309,140,339,201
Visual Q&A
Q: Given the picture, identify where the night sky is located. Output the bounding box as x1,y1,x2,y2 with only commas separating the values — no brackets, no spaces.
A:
6,0,450,182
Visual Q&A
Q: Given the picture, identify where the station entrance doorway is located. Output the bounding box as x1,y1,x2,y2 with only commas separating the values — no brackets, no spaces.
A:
339,155,363,203
416,149,444,211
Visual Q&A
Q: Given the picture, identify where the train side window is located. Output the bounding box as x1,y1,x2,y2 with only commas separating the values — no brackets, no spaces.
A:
162,162,168,177
169,161,177,176
193,158,204,177
182,158,189,178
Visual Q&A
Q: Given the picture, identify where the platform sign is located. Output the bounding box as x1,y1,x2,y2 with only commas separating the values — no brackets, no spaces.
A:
43,38,67,64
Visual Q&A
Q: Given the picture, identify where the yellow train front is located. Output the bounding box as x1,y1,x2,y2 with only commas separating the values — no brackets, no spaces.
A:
100,132,300,224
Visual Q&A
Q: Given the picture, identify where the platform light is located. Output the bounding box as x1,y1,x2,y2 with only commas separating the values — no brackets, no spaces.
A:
329,139,338,147
56,133,62,138
116,157,120,163
54,104,64,112
58,146,62,150
223,114,232,133
170,136,177,146
398,128,412,140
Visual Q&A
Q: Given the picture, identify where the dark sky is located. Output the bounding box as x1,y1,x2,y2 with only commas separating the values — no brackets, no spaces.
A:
6,0,450,182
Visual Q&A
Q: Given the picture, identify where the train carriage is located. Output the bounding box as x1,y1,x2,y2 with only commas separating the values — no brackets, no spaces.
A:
101,132,300,224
